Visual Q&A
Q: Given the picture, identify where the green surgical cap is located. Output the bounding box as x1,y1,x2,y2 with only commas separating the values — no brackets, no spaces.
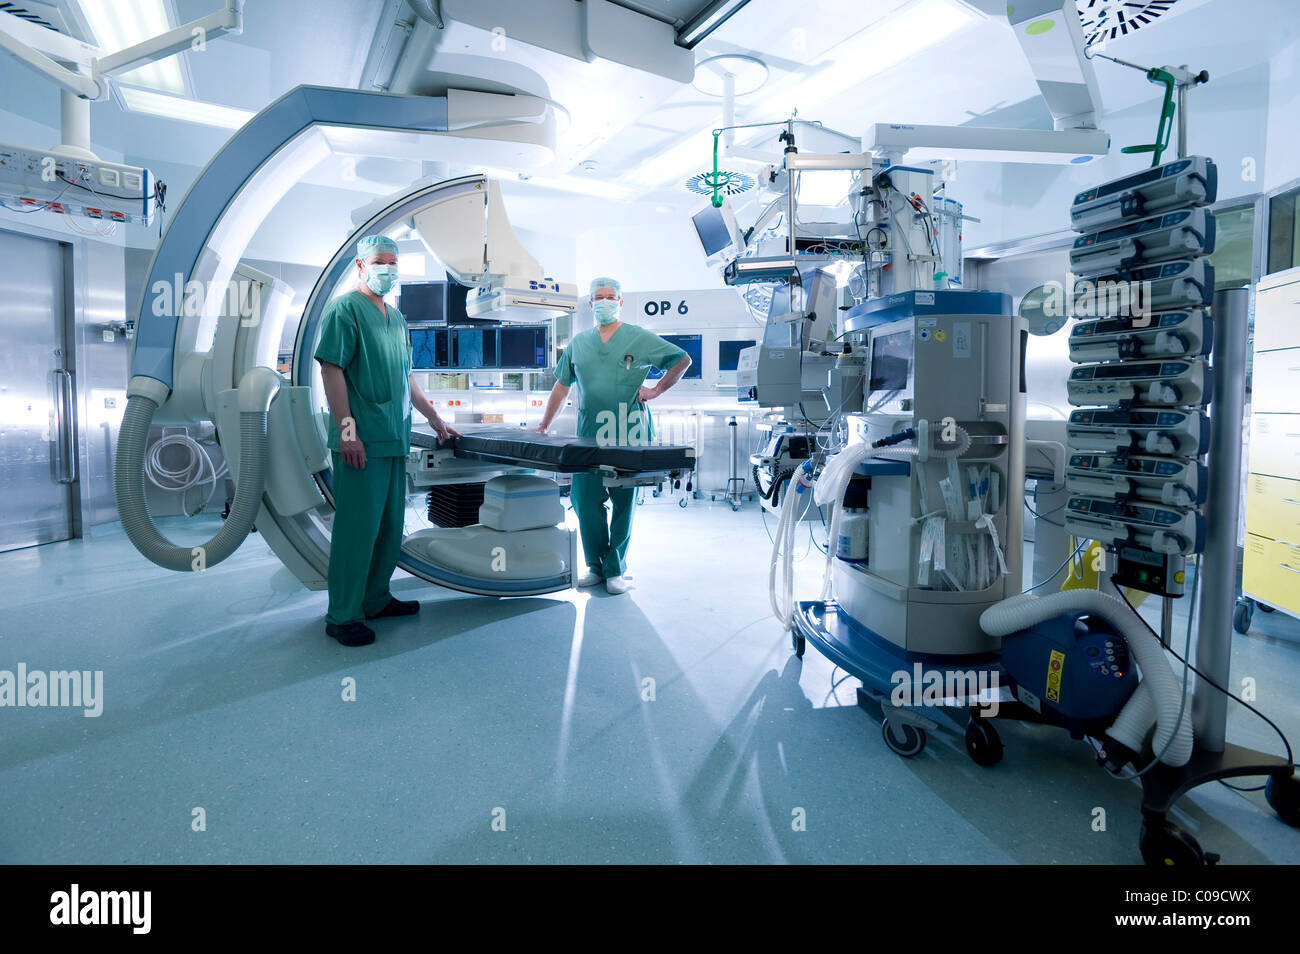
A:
589,276,621,298
357,234,399,259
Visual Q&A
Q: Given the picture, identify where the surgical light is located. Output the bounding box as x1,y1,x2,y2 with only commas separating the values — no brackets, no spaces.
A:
78,0,186,95
118,87,254,129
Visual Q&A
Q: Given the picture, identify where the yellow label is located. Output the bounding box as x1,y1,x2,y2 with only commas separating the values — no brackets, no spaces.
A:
1046,649,1065,703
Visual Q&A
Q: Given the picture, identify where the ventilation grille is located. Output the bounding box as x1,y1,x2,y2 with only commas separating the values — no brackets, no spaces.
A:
0,2,56,30
685,169,756,198
1079,0,1180,48
1,0,89,41
427,482,487,528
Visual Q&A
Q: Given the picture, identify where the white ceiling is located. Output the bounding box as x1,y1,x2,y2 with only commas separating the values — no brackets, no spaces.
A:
1,0,1298,247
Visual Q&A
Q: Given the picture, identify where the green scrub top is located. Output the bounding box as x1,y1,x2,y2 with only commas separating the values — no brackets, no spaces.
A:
554,323,687,442
314,289,413,457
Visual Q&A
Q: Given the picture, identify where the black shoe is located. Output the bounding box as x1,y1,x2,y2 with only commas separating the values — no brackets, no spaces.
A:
365,597,420,620
326,621,376,646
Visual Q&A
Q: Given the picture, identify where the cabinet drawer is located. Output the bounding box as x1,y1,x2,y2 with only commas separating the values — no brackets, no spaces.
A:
1255,276,1300,352
1248,413,1300,480
1252,349,1300,413
1244,473,1300,543
1243,533,1300,614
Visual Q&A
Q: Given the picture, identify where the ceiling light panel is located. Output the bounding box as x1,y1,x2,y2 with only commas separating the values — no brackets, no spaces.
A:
78,0,186,95
118,86,253,128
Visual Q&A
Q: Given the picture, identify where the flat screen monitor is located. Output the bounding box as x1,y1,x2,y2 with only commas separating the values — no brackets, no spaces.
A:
399,282,448,324
499,325,550,369
869,329,913,392
453,327,497,368
718,339,756,372
410,322,550,371
647,334,703,380
446,280,470,323
691,200,745,268
410,327,449,370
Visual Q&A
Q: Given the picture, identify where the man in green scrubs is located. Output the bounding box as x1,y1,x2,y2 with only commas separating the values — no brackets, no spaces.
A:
537,276,692,595
315,234,460,646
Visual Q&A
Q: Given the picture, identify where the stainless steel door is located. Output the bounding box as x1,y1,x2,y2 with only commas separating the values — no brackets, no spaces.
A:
0,229,75,551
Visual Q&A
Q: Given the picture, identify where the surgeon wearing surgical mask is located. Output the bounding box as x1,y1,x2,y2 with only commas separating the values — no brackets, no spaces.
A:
537,277,692,595
314,234,461,646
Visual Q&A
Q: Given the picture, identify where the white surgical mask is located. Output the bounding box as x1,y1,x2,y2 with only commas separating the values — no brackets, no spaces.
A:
365,264,399,296
593,299,620,325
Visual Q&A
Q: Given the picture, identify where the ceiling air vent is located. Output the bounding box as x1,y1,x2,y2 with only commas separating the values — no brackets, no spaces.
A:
0,1,58,30
685,169,755,198
1078,0,1180,48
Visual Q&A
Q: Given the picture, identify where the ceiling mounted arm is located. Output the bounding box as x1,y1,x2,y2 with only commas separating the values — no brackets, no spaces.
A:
1008,0,1103,130
95,0,244,80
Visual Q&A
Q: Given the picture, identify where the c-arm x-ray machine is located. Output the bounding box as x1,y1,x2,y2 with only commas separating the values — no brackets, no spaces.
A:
113,86,693,598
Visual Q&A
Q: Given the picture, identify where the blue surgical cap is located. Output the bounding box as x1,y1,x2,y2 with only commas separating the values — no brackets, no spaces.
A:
589,276,621,298
357,234,399,259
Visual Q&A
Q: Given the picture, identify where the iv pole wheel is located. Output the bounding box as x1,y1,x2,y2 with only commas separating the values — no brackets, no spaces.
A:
881,718,926,758
790,631,805,658
964,718,1004,767
1232,598,1253,634
1139,817,1212,866
1265,773,1300,828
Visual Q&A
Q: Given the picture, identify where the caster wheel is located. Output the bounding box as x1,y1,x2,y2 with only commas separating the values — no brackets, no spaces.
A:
881,718,926,758
1139,819,1211,866
791,632,805,658
678,498,688,509
1233,599,1252,634
651,490,661,498
731,501,741,512
1259,603,1276,614
965,719,1004,767
1266,773,1300,828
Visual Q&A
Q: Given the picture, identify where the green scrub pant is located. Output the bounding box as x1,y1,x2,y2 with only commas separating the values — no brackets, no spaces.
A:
570,471,635,580
327,453,407,625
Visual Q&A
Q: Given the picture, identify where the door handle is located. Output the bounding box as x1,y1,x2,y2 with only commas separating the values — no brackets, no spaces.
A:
52,368,76,484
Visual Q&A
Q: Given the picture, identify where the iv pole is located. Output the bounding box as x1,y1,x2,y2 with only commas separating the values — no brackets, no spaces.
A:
1085,53,1300,862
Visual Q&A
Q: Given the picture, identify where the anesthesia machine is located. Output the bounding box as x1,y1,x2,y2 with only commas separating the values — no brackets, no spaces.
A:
689,3,1299,860
724,131,1298,863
